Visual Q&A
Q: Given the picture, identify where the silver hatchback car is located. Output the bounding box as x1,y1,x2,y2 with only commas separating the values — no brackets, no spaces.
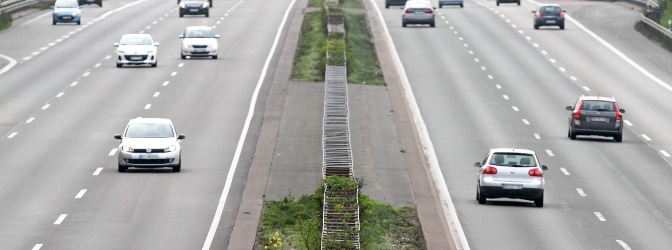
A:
114,118,185,172
474,148,548,207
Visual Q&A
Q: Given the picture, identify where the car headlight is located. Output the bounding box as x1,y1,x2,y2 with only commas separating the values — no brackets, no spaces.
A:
182,42,191,49
165,145,177,152
121,145,133,152
203,2,209,8
179,2,186,8
72,11,78,17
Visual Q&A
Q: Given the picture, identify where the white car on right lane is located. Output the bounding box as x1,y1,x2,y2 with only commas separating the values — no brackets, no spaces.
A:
179,26,220,59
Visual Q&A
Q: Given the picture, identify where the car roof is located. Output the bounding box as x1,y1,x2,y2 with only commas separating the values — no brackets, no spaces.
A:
128,118,173,124
186,26,212,30
405,0,432,8
122,34,152,38
579,95,616,102
538,3,561,7
489,148,536,155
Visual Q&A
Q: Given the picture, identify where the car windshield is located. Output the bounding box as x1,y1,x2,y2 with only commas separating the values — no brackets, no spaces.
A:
539,6,561,14
581,100,615,111
490,153,536,167
119,36,153,45
185,29,214,38
125,123,174,138
55,0,78,8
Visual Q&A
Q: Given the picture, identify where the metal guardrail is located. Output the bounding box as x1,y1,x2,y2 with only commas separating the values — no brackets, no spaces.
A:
640,14,672,48
0,0,37,15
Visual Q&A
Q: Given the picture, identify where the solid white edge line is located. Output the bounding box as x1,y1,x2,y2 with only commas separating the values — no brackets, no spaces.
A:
370,0,469,249
7,132,18,139
201,0,297,249
660,150,671,157
0,54,18,76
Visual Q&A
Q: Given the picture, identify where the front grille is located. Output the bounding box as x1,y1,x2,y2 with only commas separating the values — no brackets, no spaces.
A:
128,159,172,164
124,55,148,61
132,148,165,153
192,45,207,48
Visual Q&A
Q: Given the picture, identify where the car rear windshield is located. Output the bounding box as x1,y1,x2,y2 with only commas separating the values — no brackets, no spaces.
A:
490,153,536,167
125,123,174,138
539,6,561,14
581,100,616,111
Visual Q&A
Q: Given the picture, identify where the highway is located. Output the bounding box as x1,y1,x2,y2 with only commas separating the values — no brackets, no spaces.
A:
377,0,672,249
2,0,672,249
0,0,294,249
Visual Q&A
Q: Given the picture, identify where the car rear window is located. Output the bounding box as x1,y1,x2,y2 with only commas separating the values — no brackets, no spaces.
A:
581,101,615,111
540,6,561,14
490,153,536,167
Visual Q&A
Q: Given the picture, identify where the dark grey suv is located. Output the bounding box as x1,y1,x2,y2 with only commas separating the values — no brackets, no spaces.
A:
566,96,626,142
386,0,407,8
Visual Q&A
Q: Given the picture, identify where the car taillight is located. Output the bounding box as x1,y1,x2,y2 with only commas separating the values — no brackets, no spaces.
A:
559,13,564,18
404,9,413,14
425,9,433,14
528,168,543,177
573,101,582,120
616,111,622,121
536,13,541,18
483,166,498,175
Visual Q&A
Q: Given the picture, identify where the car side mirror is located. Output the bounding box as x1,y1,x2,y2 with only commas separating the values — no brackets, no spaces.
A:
563,10,567,12
619,109,625,113
114,134,122,140
531,10,536,13
541,165,549,171
433,7,436,9
565,106,573,111
473,162,482,168
50,5,54,9
178,134,186,140
153,42,160,46
214,35,220,38
179,35,184,38
113,42,119,47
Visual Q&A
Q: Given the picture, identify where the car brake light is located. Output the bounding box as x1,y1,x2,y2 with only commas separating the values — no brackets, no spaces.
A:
528,168,543,177
559,13,564,18
404,9,413,14
483,166,498,175
425,9,433,14
614,103,622,121
536,13,541,18
573,101,582,120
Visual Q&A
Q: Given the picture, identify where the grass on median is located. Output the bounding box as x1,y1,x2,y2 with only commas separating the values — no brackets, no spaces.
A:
256,186,426,249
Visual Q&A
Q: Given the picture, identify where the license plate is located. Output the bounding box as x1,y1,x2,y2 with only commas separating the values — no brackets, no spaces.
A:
194,48,206,52
190,9,199,12
62,16,72,20
502,184,523,189
139,154,159,159
589,117,608,122
546,20,556,24
87,0,95,2
130,56,142,60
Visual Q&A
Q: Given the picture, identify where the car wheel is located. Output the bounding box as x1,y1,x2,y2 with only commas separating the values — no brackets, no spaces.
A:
205,11,209,17
116,63,122,68
439,4,442,8
402,21,407,27
179,13,183,17
460,4,463,7
118,164,127,172
212,55,217,59
478,187,486,204
430,22,435,27
614,133,622,142
534,24,539,29
77,20,81,25
534,193,544,207
517,0,520,5
569,128,577,140
151,61,157,68
385,4,389,8
560,24,565,30
496,1,500,6
181,54,186,59
53,20,56,25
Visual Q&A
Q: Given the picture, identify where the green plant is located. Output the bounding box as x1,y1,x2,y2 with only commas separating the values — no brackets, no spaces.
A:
0,11,11,31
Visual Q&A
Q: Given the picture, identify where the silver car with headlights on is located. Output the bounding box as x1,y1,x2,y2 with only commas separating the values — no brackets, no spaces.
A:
114,34,159,68
114,118,185,172
474,148,548,207
180,26,219,59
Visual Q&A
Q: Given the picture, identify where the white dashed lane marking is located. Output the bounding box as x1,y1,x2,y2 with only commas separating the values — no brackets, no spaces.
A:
576,188,587,197
145,104,151,109
75,189,87,199
560,168,570,175
534,133,541,140
32,244,43,250
41,104,50,110
93,167,103,176
163,81,170,86
545,149,554,157
641,134,651,141
108,148,117,156
616,240,632,250
53,214,67,225
7,132,17,139
660,150,670,157
522,119,530,125
26,117,35,123
594,212,606,222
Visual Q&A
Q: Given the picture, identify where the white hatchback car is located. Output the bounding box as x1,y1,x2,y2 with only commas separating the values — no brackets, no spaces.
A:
179,26,219,59
114,118,185,172
473,148,548,207
114,34,159,67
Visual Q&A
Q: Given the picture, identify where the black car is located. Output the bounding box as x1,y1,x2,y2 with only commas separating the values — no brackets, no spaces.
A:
179,0,210,17
533,4,566,30
386,0,407,8
566,96,626,142
78,0,101,7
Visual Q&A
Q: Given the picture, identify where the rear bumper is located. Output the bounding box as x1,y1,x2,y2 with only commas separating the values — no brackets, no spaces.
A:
481,186,544,200
403,16,435,25
574,127,622,136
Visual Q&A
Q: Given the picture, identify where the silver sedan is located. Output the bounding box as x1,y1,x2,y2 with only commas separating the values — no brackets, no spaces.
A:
474,148,548,207
114,118,185,172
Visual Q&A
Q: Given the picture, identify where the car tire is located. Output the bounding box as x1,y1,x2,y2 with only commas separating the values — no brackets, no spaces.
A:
517,0,520,5
179,13,183,17
77,20,80,25
560,24,565,30
385,4,389,8
205,11,209,17
534,193,544,207
568,128,577,140
430,22,435,27
614,134,622,142
173,157,181,172
534,24,539,29
402,21,407,27
496,1,500,6
116,63,122,68
181,54,186,59
439,4,442,8
478,187,486,204
460,4,463,7
151,61,157,67
53,20,57,25
212,55,217,59
118,164,127,172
